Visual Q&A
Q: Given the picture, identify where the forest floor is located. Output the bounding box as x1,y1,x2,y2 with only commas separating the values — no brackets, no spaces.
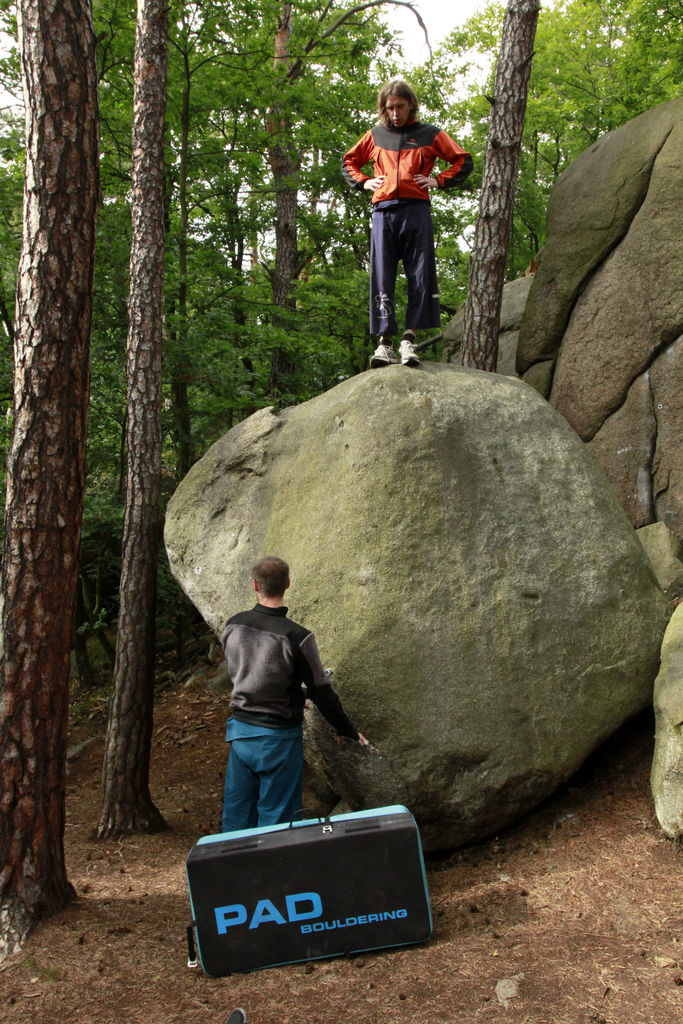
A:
2,665,682,1024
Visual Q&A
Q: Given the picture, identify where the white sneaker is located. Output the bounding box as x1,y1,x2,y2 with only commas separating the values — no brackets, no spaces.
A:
370,343,399,367
399,336,420,366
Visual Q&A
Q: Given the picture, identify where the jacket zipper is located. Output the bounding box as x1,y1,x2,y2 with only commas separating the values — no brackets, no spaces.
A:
396,131,404,200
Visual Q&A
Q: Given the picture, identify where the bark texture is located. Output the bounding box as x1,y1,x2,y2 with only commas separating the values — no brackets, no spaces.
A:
266,3,301,400
462,0,539,371
0,0,99,957
96,0,168,838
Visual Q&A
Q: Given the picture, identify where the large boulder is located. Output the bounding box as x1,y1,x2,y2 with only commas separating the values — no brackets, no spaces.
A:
517,98,683,540
164,364,669,851
651,604,683,840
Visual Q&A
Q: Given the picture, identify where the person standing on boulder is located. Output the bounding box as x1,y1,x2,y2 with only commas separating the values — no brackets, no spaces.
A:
342,78,473,368
220,555,368,832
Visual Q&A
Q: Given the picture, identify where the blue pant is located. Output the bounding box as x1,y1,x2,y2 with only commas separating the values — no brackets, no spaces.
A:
369,202,441,336
222,730,303,832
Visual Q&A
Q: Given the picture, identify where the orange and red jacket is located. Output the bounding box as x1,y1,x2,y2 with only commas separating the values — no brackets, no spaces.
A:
342,119,473,204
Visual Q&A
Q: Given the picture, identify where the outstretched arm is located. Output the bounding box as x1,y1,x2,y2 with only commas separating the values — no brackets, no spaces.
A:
299,632,366,745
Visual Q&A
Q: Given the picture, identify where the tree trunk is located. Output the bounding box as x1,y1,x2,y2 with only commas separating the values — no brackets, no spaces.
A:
96,0,168,839
0,0,99,957
171,41,194,479
266,3,300,401
163,34,193,665
461,0,539,371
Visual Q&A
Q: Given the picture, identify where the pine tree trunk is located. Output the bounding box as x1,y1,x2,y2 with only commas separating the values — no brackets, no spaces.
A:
172,43,194,479
462,0,539,371
96,0,168,839
266,3,300,401
0,0,99,958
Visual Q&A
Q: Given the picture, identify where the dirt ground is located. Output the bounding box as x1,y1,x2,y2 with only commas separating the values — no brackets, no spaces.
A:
2,676,682,1024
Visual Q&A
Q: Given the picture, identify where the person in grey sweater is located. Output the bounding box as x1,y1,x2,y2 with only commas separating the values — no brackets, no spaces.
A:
220,555,367,832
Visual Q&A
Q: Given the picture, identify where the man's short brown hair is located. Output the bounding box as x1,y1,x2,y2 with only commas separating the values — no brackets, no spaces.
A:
377,78,419,129
251,556,290,597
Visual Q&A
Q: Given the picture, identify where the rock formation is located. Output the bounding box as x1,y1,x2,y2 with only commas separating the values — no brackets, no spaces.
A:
651,604,683,840
165,364,669,851
517,97,683,540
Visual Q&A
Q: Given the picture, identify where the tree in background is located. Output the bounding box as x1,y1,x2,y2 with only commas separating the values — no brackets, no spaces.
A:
462,0,539,371
96,0,168,838
0,0,99,953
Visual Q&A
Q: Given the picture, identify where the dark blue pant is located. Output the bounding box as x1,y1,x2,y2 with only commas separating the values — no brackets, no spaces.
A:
369,202,441,337
222,731,303,832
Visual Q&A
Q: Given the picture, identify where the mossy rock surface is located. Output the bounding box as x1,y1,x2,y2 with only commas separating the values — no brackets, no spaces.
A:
165,363,669,850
